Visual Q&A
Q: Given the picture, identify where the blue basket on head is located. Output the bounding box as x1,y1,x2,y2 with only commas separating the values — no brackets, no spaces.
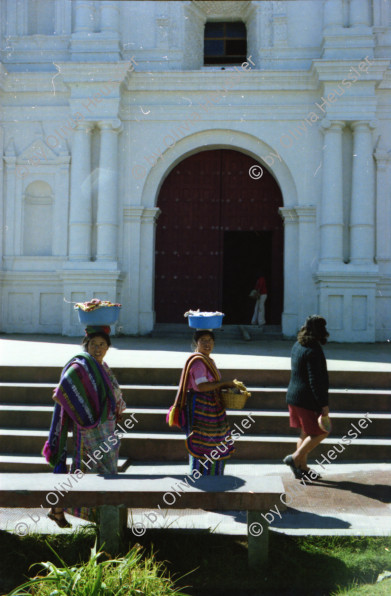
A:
188,314,224,329
77,306,121,326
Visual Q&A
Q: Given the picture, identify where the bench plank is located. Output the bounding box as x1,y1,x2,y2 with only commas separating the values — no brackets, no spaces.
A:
0,473,285,510
0,473,286,569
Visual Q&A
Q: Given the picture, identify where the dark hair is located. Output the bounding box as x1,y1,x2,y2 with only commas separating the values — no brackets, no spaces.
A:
192,330,215,351
297,315,329,346
82,331,111,351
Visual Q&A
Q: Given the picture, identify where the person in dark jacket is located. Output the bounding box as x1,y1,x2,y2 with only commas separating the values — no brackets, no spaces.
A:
283,315,330,480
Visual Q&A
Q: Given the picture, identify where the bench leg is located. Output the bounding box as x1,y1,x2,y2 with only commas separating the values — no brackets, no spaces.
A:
247,511,268,570
99,506,127,554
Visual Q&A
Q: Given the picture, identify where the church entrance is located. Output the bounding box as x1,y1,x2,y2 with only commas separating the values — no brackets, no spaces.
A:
155,149,283,324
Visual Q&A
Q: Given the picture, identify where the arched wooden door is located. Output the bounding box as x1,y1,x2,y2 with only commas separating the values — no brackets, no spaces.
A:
155,149,283,324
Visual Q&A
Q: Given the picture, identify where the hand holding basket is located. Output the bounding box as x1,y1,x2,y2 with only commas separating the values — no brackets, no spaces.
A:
221,379,251,410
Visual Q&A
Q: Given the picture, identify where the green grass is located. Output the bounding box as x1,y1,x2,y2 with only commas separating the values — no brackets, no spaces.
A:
332,578,391,595
6,539,186,596
1,528,390,596
132,531,391,595
0,527,187,596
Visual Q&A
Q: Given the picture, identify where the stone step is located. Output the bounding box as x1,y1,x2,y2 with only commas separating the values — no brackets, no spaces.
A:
1,367,390,388
0,455,131,473
1,383,391,411
151,323,283,340
0,429,389,462
1,361,390,472
0,406,389,436
152,324,242,339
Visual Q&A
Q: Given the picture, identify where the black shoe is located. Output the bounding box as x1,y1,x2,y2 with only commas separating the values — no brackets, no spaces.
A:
301,468,321,481
283,455,304,479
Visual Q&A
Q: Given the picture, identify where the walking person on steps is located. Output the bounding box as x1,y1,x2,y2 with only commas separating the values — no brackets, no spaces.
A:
283,315,330,481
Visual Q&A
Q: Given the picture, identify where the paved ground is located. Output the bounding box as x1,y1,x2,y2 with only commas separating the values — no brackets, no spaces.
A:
1,333,390,370
0,334,390,539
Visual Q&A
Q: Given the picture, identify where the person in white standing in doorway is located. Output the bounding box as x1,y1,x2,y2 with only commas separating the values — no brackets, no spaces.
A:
251,272,267,327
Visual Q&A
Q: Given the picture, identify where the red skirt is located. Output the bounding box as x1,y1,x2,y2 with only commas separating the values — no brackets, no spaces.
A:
288,404,323,436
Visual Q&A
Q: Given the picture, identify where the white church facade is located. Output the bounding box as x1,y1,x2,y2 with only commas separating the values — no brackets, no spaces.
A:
0,0,390,341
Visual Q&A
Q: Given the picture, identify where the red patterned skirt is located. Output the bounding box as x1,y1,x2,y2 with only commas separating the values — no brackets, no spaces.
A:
185,390,234,475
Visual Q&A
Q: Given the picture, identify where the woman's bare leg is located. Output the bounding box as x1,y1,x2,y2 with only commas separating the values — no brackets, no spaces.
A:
295,431,308,469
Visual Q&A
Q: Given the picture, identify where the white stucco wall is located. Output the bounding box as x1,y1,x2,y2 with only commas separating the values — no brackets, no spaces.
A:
0,0,390,341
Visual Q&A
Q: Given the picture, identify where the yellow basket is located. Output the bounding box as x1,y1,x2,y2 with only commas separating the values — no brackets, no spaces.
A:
221,390,249,410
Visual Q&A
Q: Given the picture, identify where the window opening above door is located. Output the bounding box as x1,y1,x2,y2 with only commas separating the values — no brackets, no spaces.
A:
204,21,247,66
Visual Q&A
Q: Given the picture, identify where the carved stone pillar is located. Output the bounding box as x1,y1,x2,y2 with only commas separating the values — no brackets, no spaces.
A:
121,206,144,334
319,120,345,268
69,122,93,260
323,0,343,30
73,1,94,34
279,207,299,336
100,1,119,35
350,0,370,27
296,206,317,322
96,120,121,261
350,121,376,266
374,141,391,273
139,208,161,334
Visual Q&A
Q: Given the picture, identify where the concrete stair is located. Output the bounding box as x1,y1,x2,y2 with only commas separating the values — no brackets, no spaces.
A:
0,365,390,472
151,323,283,340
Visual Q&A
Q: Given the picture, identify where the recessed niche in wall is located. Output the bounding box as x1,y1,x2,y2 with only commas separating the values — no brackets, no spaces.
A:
352,295,367,331
328,295,344,330
8,293,33,326
23,181,53,257
39,293,63,326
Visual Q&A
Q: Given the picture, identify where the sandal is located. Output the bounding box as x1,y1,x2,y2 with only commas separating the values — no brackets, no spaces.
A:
283,454,304,479
48,510,72,528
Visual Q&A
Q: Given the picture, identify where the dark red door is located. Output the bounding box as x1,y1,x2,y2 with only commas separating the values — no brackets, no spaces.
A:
155,149,283,324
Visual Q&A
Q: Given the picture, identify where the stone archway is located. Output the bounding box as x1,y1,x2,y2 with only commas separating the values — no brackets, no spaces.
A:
155,148,283,324
128,129,299,336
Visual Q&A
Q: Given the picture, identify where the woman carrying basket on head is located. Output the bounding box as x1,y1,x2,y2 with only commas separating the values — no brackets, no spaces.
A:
43,324,126,527
167,330,236,476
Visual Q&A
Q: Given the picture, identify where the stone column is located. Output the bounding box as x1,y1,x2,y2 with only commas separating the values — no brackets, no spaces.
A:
15,0,28,35
122,206,144,334
296,206,317,322
323,0,343,30
6,0,27,35
319,120,344,268
100,1,119,35
0,124,4,264
350,121,376,266
279,207,299,336
53,155,71,257
139,207,161,334
374,142,391,273
3,155,16,257
73,1,94,34
54,0,72,35
96,120,121,261
349,0,370,27
69,122,93,261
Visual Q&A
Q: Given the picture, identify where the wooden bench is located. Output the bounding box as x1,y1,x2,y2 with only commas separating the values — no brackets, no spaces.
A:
0,473,286,569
